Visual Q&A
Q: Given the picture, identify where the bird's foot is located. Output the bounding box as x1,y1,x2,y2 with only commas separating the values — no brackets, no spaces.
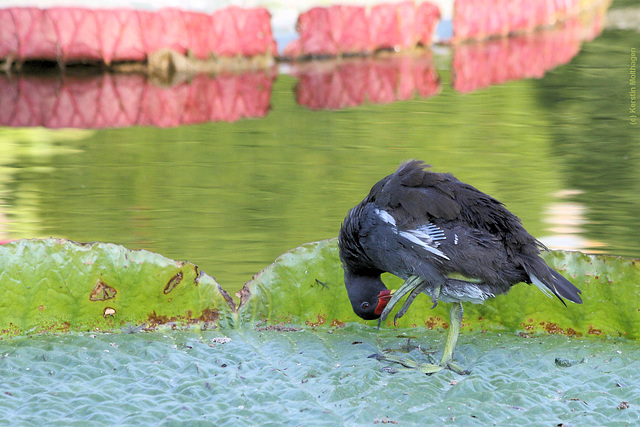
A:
369,353,469,375
430,283,441,309
443,361,470,375
379,276,426,327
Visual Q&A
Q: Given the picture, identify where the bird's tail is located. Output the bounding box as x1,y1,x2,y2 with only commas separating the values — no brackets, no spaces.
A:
524,258,582,306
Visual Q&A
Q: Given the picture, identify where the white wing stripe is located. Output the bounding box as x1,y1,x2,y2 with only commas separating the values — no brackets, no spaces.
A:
399,231,450,260
374,208,397,226
375,208,449,260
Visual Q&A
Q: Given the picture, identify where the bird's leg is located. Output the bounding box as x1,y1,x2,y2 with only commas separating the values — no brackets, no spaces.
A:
440,302,469,375
371,302,469,376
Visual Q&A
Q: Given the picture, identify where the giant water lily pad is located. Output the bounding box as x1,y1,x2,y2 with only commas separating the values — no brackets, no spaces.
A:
240,238,640,339
1,328,639,424
2,238,639,340
0,239,236,336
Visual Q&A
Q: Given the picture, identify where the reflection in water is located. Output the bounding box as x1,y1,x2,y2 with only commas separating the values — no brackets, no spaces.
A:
0,70,275,128
0,211,7,244
0,1,608,128
293,4,606,109
540,190,605,253
0,128,89,243
453,11,605,93
293,53,440,110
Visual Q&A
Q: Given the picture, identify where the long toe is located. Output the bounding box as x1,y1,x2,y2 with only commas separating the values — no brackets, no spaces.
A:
370,352,470,375
445,361,470,375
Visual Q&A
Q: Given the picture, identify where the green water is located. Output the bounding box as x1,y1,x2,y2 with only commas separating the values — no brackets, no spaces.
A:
0,12,638,300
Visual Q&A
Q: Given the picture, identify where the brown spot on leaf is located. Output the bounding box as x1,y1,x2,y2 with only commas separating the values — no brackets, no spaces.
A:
218,284,237,312
235,282,252,311
566,328,582,337
197,307,219,324
164,271,183,294
540,321,564,335
143,307,220,331
90,280,117,301
424,316,449,330
103,307,116,318
193,265,201,286
330,319,346,327
38,305,44,312
306,314,326,328
588,325,602,335
147,311,170,326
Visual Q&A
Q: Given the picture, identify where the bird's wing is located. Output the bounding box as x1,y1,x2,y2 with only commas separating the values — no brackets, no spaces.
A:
368,160,462,222
368,160,534,247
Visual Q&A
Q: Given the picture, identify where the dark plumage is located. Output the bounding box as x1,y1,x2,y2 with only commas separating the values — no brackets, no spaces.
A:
339,160,582,374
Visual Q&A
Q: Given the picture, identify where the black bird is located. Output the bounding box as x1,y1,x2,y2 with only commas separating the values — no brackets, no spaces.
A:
338,160,582,374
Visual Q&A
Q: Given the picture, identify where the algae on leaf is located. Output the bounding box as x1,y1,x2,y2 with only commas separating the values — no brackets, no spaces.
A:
0,239,236,336
239,238,640,339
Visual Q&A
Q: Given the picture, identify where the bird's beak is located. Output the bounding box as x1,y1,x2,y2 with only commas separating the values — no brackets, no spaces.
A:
374,289,395,315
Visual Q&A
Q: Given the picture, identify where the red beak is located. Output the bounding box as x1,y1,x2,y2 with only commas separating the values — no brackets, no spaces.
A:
374,289,394,315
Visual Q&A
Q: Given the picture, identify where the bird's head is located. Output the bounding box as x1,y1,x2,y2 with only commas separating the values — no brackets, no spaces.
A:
344,271,394,320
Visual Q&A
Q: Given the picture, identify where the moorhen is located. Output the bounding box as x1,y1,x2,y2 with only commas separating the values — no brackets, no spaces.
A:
338,160,582,374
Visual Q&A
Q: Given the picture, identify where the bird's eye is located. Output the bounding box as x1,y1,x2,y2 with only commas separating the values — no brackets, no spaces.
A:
361,302,370,310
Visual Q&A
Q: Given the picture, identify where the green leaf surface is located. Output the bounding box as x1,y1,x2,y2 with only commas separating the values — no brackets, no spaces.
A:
0,239,236,336
240,238,640,339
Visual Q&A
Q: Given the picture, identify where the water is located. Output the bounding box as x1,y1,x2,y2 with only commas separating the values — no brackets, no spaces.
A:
0,2,638,298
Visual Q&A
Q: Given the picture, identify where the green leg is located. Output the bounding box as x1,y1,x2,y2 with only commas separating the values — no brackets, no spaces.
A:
440,302,469,375
372,302,470,376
